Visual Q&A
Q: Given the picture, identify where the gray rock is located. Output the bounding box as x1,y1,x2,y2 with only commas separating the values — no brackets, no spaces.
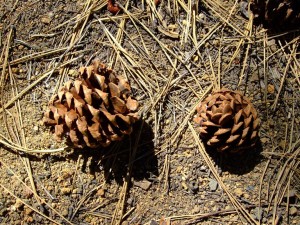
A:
149,220,158,225
133,180,152,190
246,185,254,191
253,207,264,220
239,1,249,18
209,179,218,191
199,165,207,171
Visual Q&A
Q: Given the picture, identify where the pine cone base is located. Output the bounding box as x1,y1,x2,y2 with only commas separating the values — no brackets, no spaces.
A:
43,59,139,148
194,89,260,153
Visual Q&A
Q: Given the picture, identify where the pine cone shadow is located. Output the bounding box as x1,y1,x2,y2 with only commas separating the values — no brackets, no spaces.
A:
205,139,263,175
66,120,158,185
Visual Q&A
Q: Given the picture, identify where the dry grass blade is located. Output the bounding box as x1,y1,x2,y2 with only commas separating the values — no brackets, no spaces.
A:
183,22,222,63
151,59,178,109
108,2,130,67
182,0,192,44
238,13,253,86
164,203,270,224
111,119,144,225
0,27,14,90
169,84,213,148
95,15,155,100
117,4,181,71
7,63,42,207
272,41,298,111
188,122,259,224
0,184,65,225
202,0,244,36
0,46,82,69
71,184,104,221
0,57,81,114
0,160,73,224
0,133,66,153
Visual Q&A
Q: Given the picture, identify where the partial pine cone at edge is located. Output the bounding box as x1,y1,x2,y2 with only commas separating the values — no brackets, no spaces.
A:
194,89,260,153
249,0,300,29
43,59,139,148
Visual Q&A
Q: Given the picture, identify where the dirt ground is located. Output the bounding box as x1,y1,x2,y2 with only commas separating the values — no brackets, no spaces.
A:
0,0,299,224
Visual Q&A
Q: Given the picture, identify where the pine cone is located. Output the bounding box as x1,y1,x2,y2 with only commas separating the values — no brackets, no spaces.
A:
194,89,260,152
250,0,300,29
43,59,139,148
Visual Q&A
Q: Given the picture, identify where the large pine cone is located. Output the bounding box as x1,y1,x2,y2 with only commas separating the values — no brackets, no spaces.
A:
250,0,300,29
43,59,139,148
194,89,260,152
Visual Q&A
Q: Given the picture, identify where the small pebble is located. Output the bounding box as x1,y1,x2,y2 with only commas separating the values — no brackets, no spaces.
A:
191,205,201,214
212,39,220,47
61,208,68,217
290,206,297,216
208,179,218,191
96,188,105,197
127,197,134,206
181,182,188,190
199,165,207,171
26,216,34,223
41,16,51,24
6,169,14,176
225,205,233,211
267,84,275,94
198,13,206,20
11,68,20,74
133,180,152,191
253,207,264,220
149,220,158,225
246,185,254,191
244,193,250,199
33,126,39,132
234,188,244,197
61,187,72,195
24,207,33,215
239,1,249,18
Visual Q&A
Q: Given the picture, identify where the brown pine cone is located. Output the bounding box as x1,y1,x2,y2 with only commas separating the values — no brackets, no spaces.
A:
43,59,139,148
250,0,300,29
194,89,260,153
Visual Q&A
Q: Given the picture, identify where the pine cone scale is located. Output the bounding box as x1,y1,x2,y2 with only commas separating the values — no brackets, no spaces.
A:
231,121,243,134
214,128,231,136
226,134,240,144
111,96,127,113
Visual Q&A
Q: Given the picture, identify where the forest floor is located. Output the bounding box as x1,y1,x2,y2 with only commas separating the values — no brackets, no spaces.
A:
0,0,299,224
